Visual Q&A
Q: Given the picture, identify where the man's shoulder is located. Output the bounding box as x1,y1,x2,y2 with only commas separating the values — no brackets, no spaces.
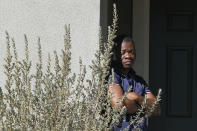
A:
113,68,148,86
133,74,148,86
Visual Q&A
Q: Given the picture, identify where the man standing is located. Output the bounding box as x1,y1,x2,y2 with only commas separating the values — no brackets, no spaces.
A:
109,36,160,131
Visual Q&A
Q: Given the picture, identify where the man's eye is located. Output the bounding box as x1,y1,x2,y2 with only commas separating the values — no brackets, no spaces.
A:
121,51,125,55
129,50,135,54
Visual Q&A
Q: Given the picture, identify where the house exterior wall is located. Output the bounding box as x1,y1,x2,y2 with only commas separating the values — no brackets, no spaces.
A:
0,0,100,88
0,0,150,87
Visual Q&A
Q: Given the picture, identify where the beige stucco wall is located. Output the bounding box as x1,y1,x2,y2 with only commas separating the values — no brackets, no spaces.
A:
0,0,100,87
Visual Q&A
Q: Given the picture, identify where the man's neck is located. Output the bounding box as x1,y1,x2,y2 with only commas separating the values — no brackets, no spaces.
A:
122,68,130,76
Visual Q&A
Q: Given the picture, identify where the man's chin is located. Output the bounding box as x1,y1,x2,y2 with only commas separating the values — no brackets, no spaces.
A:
123,64,132,69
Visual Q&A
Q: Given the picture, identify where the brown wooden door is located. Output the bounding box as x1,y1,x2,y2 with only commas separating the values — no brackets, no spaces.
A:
149,0,197,130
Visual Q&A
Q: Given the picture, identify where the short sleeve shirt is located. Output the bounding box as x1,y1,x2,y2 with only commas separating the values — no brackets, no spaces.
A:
113,68,151,131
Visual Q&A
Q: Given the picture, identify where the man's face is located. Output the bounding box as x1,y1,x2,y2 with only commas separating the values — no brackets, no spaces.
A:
121,41,136,69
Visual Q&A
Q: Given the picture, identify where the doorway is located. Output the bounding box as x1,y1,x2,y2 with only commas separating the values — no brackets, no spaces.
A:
149,0,197,130
100,0,133,41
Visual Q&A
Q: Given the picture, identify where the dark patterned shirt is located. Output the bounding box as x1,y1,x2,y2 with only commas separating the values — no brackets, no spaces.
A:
113,68,151,131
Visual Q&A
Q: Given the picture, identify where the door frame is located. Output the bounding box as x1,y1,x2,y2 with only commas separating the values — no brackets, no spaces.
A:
100,0,151,82
132,0,150,83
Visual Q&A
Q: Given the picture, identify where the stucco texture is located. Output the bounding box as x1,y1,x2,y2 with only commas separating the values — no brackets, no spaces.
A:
0,0,100,87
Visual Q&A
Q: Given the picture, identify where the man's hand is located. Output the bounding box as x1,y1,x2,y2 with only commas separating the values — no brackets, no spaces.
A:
124,92,139,114
146,93,161,116
108,84,138,113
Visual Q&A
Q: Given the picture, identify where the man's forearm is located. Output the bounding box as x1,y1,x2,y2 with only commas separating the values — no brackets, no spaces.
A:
110,93,138,114
126,92,161,116
124,94,138,114
108,85,160,115
108,84,123,111
108,84,138,113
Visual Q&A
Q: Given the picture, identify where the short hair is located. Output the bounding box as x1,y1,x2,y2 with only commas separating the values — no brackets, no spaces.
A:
122,37,135,48
113,35,135,51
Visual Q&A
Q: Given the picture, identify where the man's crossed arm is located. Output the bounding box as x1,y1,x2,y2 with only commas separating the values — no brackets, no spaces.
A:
108,84,160,116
